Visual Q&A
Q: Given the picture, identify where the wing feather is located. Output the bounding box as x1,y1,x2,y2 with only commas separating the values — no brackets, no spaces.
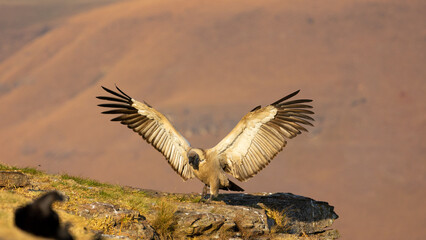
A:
97,86,194,180
153,129,165,146
112,113,140,122
128,118,146,129
252,139,268,160
250,143,264,163
244,153,256,173
157,132,167,148
209,90,314,181
164,140,172,158
256,133,276,157
281,109,314,114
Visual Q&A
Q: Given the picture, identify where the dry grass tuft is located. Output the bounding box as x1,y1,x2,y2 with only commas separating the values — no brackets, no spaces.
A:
89,215,116,234
151,198,177,239
259,203,293,233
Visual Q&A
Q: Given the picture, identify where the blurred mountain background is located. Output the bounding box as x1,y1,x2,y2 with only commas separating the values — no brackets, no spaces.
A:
0,0,424,239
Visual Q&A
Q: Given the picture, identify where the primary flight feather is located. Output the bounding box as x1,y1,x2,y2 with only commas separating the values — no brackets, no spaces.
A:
97,86,314,199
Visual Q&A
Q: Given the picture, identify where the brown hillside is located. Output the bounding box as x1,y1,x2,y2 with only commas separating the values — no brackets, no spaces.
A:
0,0,120,63
0,0,425,239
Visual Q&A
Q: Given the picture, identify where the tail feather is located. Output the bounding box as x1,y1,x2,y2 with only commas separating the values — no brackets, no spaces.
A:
220,180,244,192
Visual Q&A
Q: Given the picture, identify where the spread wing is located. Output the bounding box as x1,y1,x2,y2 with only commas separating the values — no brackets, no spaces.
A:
97,86,194,180
209,90,314,181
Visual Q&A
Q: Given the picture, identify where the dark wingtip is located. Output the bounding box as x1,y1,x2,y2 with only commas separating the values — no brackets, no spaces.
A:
99,85,131,101
115,84,132,99
143,100,152,108
271,90,301,105
250,105,261,112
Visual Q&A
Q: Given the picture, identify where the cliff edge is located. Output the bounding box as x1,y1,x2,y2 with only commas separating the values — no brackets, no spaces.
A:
0,166,338,239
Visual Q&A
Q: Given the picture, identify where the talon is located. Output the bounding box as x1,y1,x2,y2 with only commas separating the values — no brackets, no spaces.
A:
210,195,220,201
201,184,209,198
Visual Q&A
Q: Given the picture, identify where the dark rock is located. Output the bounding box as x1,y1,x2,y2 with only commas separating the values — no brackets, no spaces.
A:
0,171,29,188
171,192,338,239
221,193,339,235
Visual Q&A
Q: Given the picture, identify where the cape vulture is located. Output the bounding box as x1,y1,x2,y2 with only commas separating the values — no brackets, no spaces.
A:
97,86,314,199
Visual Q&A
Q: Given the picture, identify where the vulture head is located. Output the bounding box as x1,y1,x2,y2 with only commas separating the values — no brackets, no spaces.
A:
188,149,205,170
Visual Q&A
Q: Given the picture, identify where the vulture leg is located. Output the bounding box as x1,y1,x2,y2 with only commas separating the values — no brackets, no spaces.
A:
202,184,209,198
209,181,220,201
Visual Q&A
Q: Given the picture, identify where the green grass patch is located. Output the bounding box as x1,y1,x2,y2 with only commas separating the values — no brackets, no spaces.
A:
0,163,42,175
60,174,108,187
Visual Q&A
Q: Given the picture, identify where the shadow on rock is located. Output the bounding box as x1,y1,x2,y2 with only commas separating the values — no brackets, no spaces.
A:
220,192,339,235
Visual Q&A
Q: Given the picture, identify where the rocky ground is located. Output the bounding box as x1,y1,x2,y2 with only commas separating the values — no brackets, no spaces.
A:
152,191,339,239
0,168,339,239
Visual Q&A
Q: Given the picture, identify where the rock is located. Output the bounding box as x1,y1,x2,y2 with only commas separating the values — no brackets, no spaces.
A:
0,171,29,188
171,192,339,239
275,229,340,240
316,229,340,239
65,191,338,240
76,202,159,240
175,212,226,236
220,193,339,235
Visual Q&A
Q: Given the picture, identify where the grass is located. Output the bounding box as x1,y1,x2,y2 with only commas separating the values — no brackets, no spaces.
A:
0,164,42,176
60,174,108,187
0,163,170,239
166,193,203,203
258,203,293,233
0,163,311,240
151,198,177,239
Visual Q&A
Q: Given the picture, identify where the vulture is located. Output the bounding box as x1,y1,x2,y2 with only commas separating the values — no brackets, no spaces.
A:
14,191,74,240
97,86,314,199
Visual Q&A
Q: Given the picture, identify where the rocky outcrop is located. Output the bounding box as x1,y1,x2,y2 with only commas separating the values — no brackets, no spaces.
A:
0,171,29,188
74,191,339,240
75,202,160,240
172,192,339,239
6,170,338,240
221,193,339,235
174,201,268,239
